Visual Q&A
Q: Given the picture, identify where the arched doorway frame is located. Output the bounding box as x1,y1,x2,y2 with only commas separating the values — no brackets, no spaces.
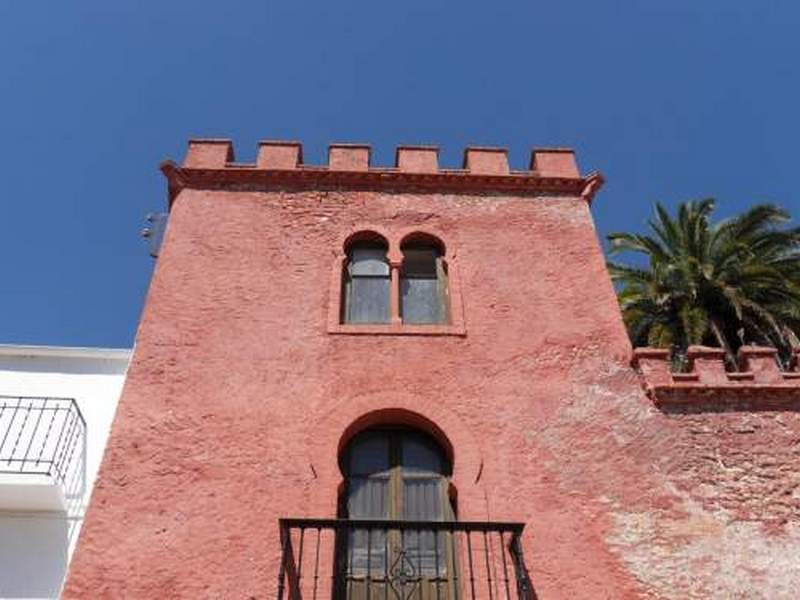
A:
305,392,485,520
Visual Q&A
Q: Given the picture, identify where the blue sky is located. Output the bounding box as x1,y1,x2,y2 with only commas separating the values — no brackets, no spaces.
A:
1,1,798,348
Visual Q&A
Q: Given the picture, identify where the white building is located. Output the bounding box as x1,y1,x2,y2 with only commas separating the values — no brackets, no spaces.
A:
0,345,129,600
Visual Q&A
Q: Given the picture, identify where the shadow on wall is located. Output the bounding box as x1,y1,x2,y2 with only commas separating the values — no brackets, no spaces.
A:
0,515,71,598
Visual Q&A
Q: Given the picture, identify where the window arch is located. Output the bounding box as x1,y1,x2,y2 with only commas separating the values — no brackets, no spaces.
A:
342,235,391,324
400,234,450,324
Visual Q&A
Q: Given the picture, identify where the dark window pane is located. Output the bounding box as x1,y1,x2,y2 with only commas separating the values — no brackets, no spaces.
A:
402,248,437,277
349,434,390,475
401,278,440,324
401,435,444,475
347,277,390,323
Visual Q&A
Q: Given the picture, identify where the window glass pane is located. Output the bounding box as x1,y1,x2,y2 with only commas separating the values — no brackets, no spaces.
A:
348,277,390,323
401,278,440,324
401,436,444,475
402,248,437,278
349,434,390,475
349,247,390,277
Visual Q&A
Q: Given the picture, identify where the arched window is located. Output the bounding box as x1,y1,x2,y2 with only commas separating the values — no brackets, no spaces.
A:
400,239,449,324
343,239,391,324
341,428,456,596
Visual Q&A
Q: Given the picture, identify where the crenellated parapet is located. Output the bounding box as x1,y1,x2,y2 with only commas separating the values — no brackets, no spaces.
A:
160,139,603,206
633,345,800,407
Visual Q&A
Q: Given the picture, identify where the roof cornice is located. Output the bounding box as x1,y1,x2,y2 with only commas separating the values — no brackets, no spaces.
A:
161,162,604,206
160,139,605,207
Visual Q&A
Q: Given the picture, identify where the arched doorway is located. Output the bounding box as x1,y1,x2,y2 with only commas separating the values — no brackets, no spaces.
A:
339,427,458,599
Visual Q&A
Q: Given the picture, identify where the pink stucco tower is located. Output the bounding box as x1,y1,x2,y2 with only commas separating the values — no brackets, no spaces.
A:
64,140,800,599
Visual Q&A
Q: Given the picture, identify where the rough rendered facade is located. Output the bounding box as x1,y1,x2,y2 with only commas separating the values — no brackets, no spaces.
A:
64,140,800,599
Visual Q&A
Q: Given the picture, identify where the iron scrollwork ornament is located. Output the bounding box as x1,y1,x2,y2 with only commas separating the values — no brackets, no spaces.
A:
388,549,420,600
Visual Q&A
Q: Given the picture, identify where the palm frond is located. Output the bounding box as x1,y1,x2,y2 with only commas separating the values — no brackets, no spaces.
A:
610,198,800,360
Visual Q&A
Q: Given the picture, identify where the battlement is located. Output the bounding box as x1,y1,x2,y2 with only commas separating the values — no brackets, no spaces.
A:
161,139,603,205
633,345,800,407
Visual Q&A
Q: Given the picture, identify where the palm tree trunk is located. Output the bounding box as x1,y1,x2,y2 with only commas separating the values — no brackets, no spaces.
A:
709,318,737,368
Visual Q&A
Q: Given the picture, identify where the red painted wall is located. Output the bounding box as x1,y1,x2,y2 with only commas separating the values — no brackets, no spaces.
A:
64,142,800,599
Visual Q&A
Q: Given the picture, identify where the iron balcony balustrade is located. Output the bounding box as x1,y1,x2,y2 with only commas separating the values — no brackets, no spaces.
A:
277,518,535,600
0,395,86,491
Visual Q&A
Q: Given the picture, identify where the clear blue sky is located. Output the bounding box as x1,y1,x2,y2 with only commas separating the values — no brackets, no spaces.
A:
1,1,798,348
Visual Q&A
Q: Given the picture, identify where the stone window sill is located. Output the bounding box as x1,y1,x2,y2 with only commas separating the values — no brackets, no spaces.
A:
327,322,466,337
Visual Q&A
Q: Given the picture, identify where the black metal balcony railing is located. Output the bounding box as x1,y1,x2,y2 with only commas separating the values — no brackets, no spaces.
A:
0,395,86,486
278,518,535,600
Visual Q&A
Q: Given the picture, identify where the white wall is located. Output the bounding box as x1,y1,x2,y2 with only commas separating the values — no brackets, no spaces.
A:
0,346,129,600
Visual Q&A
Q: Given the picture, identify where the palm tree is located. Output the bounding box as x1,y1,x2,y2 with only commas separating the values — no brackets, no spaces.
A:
607,199,800,368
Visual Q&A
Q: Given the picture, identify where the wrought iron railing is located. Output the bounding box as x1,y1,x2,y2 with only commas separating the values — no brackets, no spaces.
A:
277,518,535,600
0,395,86,487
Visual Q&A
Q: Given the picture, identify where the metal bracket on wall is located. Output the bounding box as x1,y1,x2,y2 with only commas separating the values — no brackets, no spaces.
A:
141,212,168,258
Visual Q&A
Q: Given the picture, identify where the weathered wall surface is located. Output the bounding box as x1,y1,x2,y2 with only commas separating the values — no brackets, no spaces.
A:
665,399,800,527
635,398,800,599
63,143,800,599
610,349,800,599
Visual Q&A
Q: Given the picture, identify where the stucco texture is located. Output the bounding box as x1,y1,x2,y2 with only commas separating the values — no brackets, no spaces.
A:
64,183,800,598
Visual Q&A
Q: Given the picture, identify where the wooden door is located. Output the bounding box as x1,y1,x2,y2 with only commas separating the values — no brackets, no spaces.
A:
342,429,458,600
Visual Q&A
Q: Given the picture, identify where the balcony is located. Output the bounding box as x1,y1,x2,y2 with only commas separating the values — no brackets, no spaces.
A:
0,395,86,512
277,518,535,600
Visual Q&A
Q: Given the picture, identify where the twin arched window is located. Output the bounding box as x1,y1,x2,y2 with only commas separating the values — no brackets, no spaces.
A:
342,235,450,325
